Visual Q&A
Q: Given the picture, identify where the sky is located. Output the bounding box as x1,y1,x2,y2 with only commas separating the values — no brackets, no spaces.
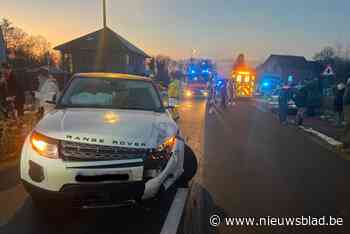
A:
1,0,350,74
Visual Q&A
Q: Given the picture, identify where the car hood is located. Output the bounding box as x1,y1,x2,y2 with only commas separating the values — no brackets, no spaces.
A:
35,108,178,148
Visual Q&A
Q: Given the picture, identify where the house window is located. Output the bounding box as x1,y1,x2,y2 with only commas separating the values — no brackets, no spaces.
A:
63,53,73,73
125,54,130,65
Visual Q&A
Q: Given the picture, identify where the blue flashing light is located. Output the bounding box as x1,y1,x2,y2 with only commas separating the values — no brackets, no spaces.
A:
263,82,269,87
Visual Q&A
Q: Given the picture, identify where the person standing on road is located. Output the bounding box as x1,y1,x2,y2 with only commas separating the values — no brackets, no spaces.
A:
293,86,308,126
334,82,346,126
37,74,60,115
344,78,350,105
168,76,180,120
220,80,228,109
343,78,350,126
207,77,216,114
278,86,289,125
342,78,350,141
1,63,25,117
227,79,235,106
168,76,180,106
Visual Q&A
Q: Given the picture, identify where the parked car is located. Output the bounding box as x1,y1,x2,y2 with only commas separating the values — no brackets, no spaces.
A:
267,88,297,114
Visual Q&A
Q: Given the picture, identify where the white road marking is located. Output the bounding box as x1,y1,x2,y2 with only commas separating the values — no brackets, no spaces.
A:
160,188,189,234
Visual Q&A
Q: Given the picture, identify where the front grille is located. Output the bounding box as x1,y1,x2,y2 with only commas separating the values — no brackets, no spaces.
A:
59,140,149,161
60,182,145,207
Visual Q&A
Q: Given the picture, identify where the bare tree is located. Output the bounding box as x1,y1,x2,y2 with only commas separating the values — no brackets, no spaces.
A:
314,46,350,82
0,18,54,67
313,46,336,63
345,47,350,60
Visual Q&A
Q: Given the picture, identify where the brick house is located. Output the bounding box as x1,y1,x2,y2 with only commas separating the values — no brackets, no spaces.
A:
257,54,315,84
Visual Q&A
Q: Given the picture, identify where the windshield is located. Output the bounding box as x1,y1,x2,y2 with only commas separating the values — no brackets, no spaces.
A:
59,77,163,112
188,76,208,84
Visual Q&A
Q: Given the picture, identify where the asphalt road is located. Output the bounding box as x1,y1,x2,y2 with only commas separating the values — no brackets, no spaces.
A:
182,98,350,234
1,98,350,234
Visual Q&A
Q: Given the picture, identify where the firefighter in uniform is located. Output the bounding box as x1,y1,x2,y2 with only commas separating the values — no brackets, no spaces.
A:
168,77,180,120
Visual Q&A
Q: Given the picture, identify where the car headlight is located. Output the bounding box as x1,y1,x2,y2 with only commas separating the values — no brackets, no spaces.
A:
30,131,59,159
158,136,176,152
185,90,193,97
151,136,176,160
143,136,177,177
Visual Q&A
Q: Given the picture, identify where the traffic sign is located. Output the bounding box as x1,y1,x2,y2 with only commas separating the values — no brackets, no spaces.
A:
322,65,335,76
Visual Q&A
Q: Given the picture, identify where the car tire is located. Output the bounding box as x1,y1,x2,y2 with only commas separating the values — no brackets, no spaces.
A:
141,185,171,210
178,144,198,187
31,196,54,216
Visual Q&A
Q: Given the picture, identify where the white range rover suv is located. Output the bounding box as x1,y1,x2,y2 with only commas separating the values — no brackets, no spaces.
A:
20,73,186,208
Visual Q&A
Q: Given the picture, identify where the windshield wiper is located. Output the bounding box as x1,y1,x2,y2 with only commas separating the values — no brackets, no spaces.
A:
57,104,164,112
59,105,102,109
117,106,163,112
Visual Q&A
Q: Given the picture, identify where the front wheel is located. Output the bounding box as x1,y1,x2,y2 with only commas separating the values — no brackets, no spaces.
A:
178,145,198,187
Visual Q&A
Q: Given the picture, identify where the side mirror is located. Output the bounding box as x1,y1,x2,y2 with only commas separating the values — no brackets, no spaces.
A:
166,105,179,122
45,93,57,105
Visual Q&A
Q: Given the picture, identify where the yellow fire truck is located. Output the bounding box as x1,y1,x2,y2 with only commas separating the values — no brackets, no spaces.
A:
232,70,256,98
230,54,256,98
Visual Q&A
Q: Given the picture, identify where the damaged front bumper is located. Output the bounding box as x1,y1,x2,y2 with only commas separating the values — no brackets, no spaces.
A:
21,136,184,208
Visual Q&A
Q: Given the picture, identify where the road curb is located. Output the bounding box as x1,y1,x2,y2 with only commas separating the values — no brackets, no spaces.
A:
255,100,348,156
299,126,344,150
297,126,350,160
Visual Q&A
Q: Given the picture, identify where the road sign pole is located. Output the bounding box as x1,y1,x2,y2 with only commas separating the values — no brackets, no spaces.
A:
103,0,107,28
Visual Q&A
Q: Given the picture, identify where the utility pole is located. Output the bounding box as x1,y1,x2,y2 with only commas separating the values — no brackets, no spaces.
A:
103,0,107,28
102,0,107,71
